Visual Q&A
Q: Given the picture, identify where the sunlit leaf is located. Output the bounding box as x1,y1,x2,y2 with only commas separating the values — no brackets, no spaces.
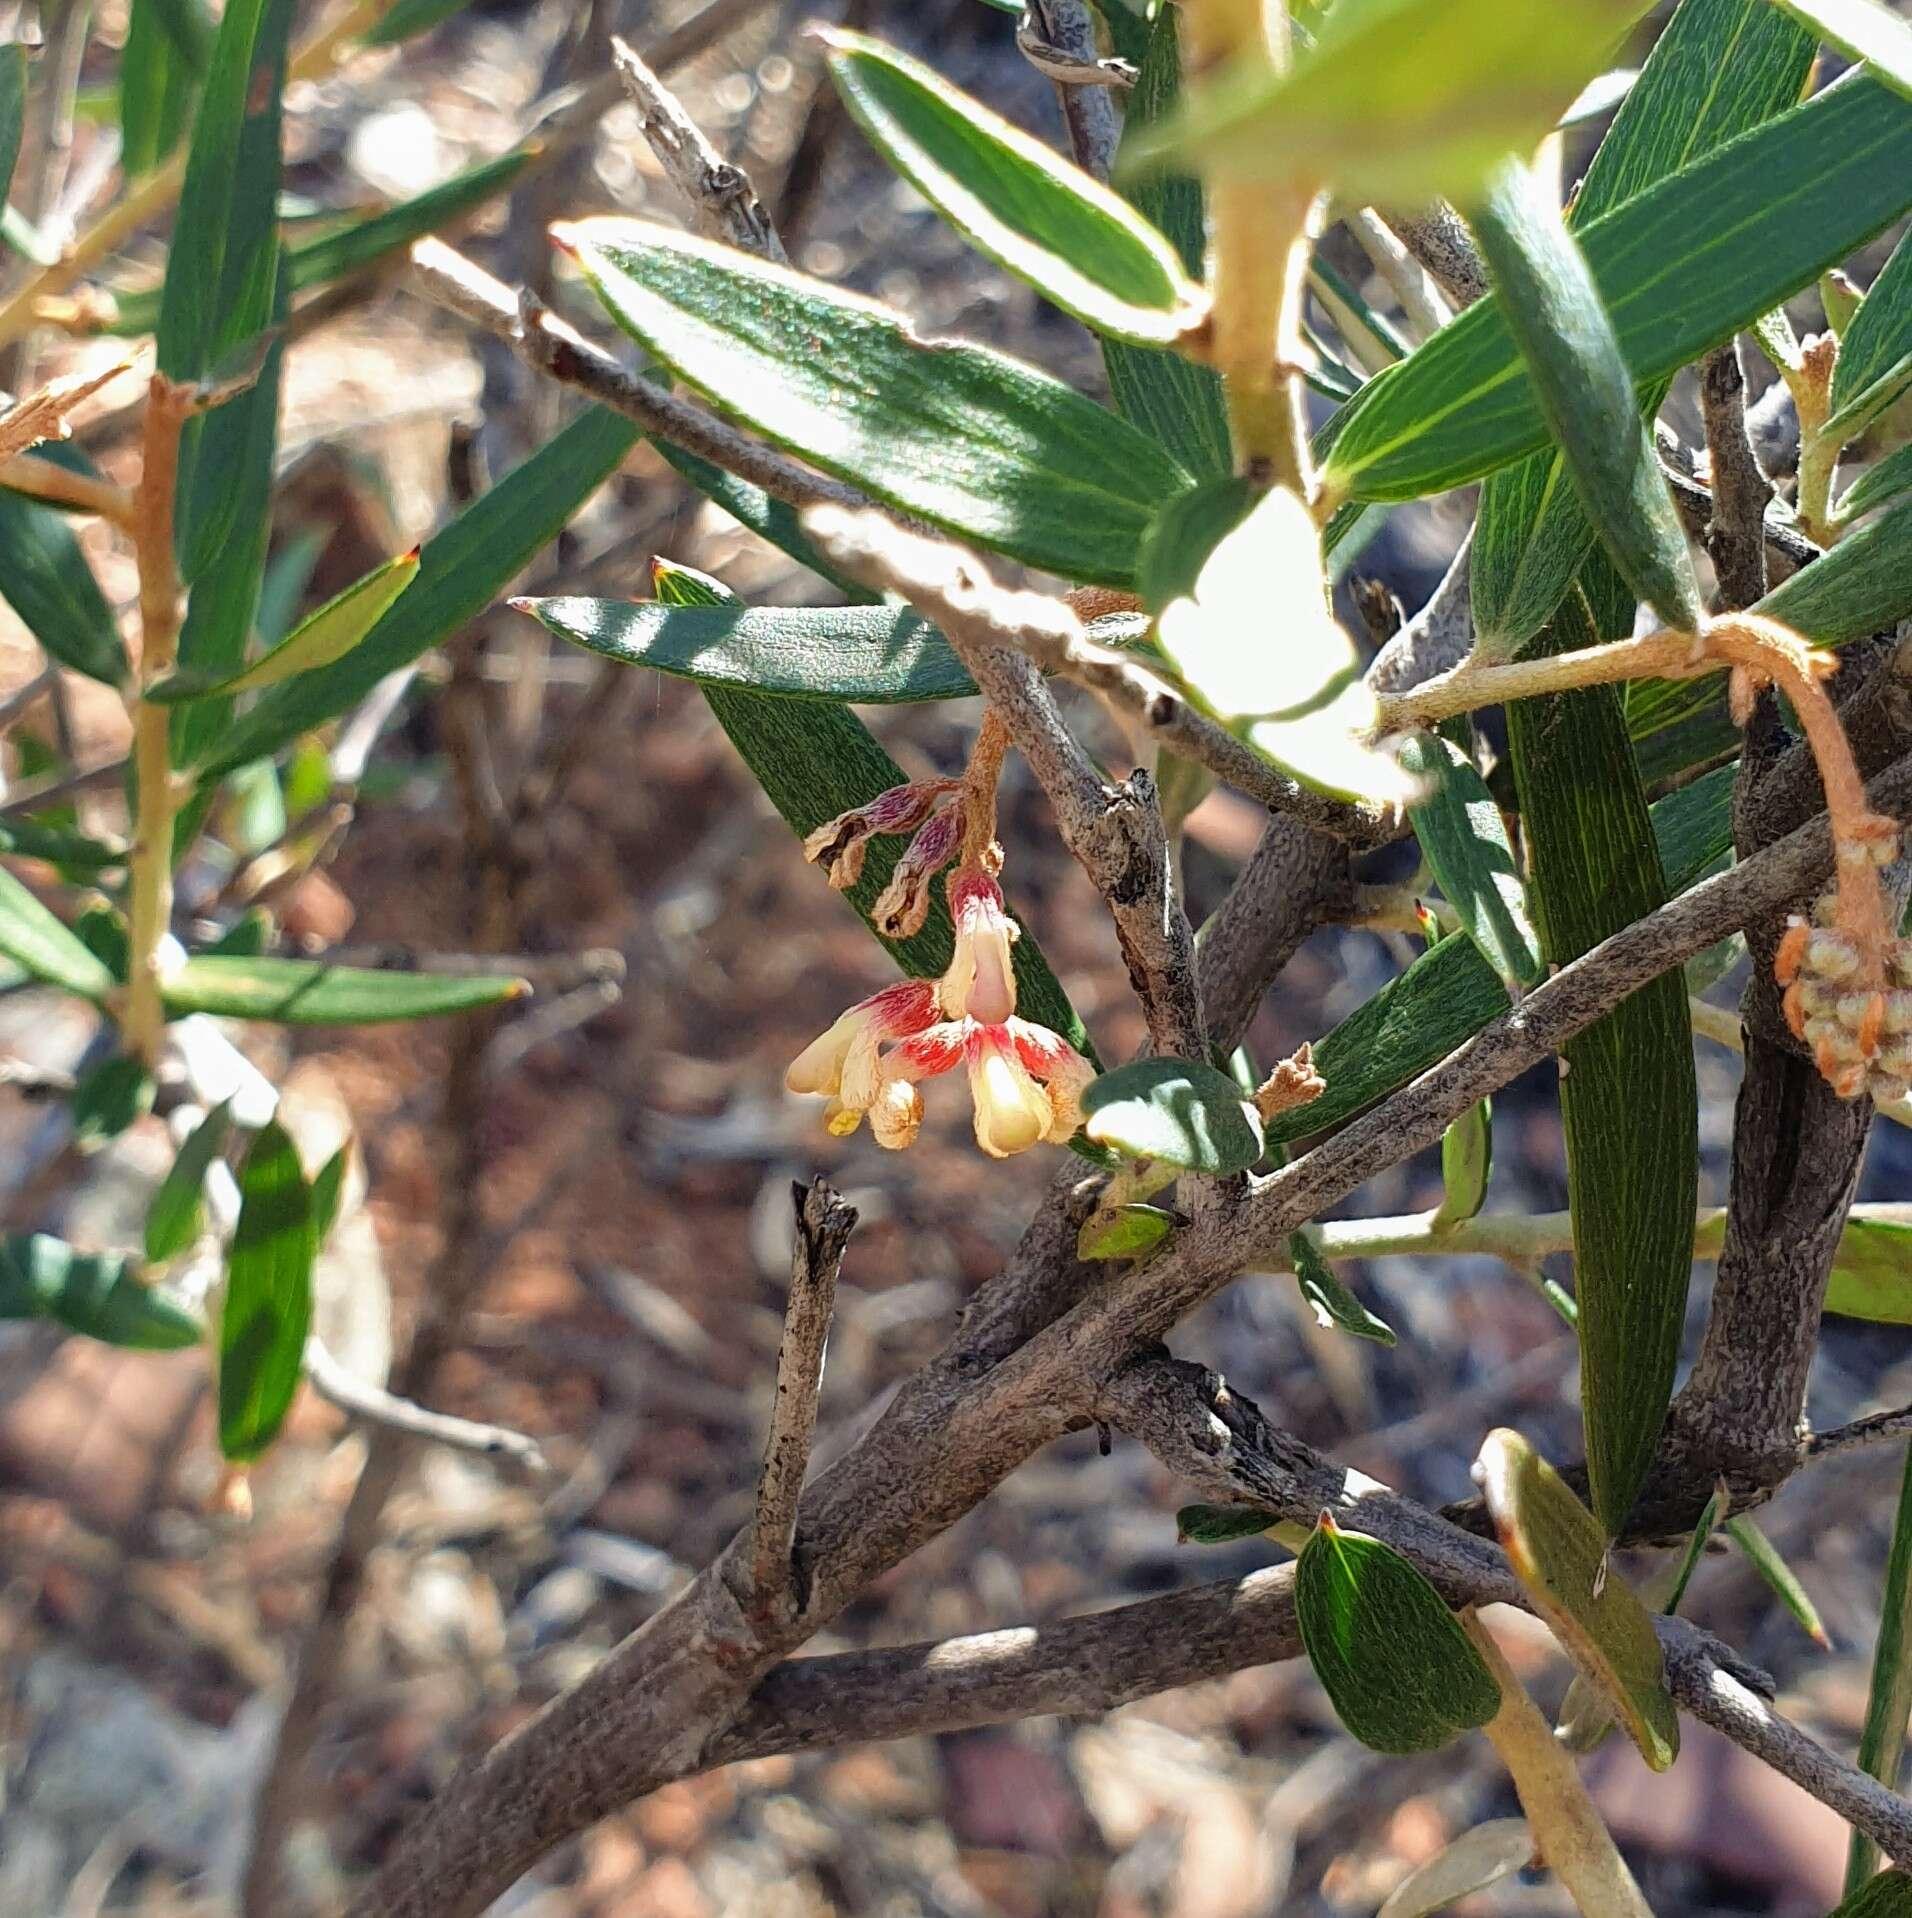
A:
218,1120,315,1461
145,1098,235,1263
0,1232,201,1349
1082,1057,1264,1173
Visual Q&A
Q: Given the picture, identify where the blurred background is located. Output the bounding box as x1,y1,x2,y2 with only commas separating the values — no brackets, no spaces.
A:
1,0,1910,1911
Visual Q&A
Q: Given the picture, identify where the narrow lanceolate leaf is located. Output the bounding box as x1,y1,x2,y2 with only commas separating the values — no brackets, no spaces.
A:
1629,485,1912,781
1841,441,1912,524
1727,1517,1831,1647
196,408,640,781
1102,7,1232,481
1263,936,1511,1147
219,1120,315,1461
822,29,1201,345
1081,1058,1265,1174
1824,1218,1912,1322
110,148,539,336
1319,72,1912,505
122,0,197,176
71,1055,156,1149
156,0,292,383
1847,1445,1912,1892
1664,1482,1732,1616
1178,1503,1282,1546
0,490,128,686
1292,1232,1397,1344
1832,1872,1912,1917
1834,222,1912,425
162,955,528,1025
154,549,421,710
1400,732,1542,989
1765,0,1912,102
0,865,115,999
1476,1428,1680,1770
1510,574,1696,1538
0,1232,201,1349
0,818,125,872
0,44,22,204
1122,0,1648,205
519,598,976,703
1295,1517,1500,1755
559,218,1188,588
1468,163,1704,633
145,1098,234,1263
1435,1098,1493,1227
1078,1203,1177,1261
1377,1821,1536,1918
1471,0,1815,651
1651,764,1738,895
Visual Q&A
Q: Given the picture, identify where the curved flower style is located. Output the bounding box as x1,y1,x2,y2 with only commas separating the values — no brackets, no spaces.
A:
786,868,1095,1157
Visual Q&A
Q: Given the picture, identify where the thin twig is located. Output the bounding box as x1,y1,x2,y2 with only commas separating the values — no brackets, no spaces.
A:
1022,0,1124,179
304,1336,549,1472
0,450,137,524
409,238,862,517
1699,339,1772,612
611,38,787,261
1344,206,1453,338
751,1179,855,1611
1378,204,1489,309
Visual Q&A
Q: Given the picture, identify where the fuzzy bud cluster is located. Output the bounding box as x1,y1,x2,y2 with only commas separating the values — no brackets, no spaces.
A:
1778,886,1912,1105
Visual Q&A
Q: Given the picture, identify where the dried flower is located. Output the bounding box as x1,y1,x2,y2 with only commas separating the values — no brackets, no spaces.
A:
803,779,958,891
871,803,963,939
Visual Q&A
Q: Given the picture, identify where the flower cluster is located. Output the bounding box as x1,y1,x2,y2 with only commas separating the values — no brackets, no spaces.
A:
1777,873,1912,1106
786,866,1095,1157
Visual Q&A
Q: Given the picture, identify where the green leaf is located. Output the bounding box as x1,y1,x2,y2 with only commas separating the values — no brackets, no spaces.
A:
650,559,1092,1054
161,955,528,1025
1629,486,1912,781
156,0,292,383
1835,221,1912,423
1852,1442,1912,1894
1295,1516,1500,1754
823,29,1200,345
155,548,421,708
0,816,125,872
1508,577,1696,1537
145,1098,234,1263
1726,1515,1830,1646
1319,72,1912,505
0,43,25,200
1400,732,1542,989
1078,1202,1177,1260
1832,1872,1912,1918
1476,1427,1680,1770
195,408,640,781
1082,1057,1264,1173
1434,1097,1494,1226
1124,0,1647,204
1101,8,1232,481
1153,486,1420,805
0,491,128,686
71,1055,156,1149
1137,475,1256,614
1376,1822,1536,1918
110,148,539,336
1471,0,1814,650
0,864,116,999
1292,1232,1397,1344
0,1232,201,1349
559,217,1189,588
1840,440,1912,523
519,597,976,703
1468,162,1704,633
1263,936,1511,1147
122,0,198,175
219,1119,314,1461
1823,1217,1912,1322
1650,762,1738,894
1764,0,1912,101
1663,1480,1731,1616
1177,1502,1282,1545
310,1143,348,1243
361,0,481,44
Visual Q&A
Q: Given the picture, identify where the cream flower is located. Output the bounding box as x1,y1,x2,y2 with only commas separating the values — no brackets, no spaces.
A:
939,868,1019,1024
